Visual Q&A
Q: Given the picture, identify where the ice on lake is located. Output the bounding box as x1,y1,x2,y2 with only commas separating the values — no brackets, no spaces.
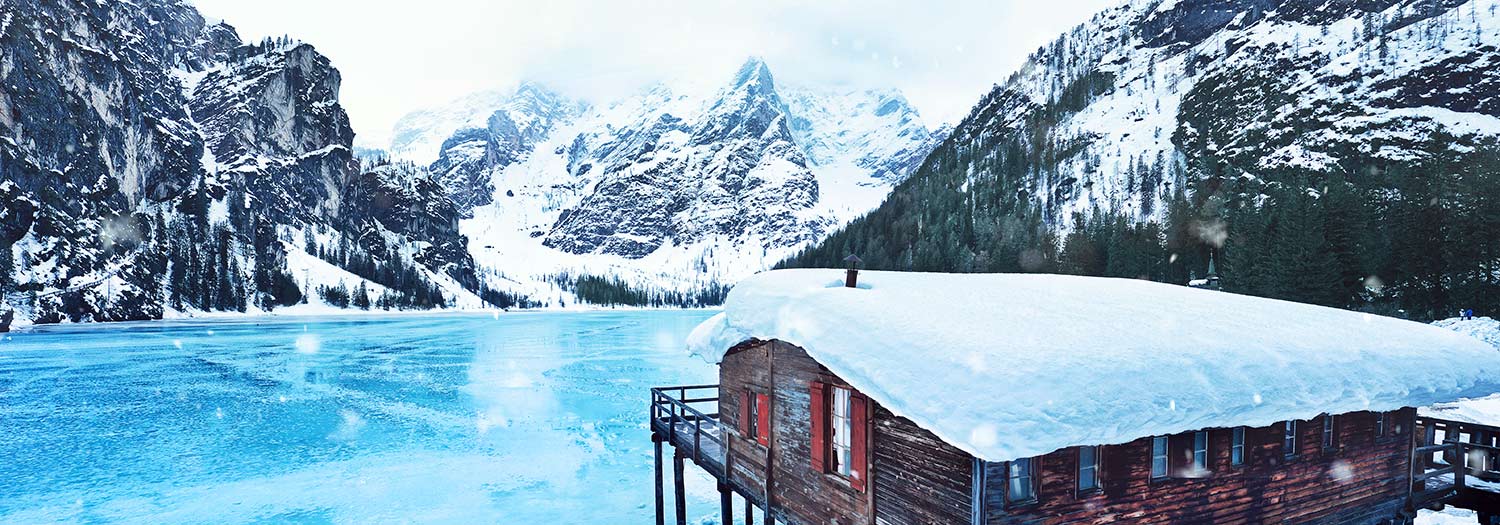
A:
0,311,728,524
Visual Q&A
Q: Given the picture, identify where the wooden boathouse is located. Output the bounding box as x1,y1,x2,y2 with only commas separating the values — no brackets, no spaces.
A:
650,268,1500,524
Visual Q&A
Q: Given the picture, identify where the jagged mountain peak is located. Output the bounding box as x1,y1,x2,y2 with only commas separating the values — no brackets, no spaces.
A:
731,56,777,93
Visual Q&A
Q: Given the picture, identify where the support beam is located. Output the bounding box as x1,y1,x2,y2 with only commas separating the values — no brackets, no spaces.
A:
653,433,665,525
745,494,754,525
719,483,732,525
674,450,687,525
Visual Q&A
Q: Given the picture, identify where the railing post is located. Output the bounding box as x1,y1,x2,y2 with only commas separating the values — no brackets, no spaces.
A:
1454,442,1466,491
745,493,754,525
674,450,688,525
654,432,666,525
719,483,732,525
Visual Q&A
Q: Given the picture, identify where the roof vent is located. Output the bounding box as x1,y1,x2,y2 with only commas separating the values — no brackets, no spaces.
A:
844,254,863,288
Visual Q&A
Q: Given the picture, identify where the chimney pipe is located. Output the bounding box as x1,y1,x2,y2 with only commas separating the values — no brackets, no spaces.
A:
843,254,862,288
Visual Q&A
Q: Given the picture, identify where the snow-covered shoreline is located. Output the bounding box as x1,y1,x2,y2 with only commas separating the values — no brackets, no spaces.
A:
4,302,720,333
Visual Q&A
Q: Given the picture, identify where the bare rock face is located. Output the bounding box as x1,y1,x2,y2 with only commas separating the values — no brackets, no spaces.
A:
1,0,480,322
426,83,587,214
542,59,828,259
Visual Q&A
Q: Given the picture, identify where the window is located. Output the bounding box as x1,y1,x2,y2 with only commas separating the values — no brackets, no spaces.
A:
1151,436,1169,479
748,394,759,437
742,390,769,446
1231,427,1246,466
1192,431,1209,472
1284,420,1298,458
1376,412,1387,438
1322,415,1336,450
1008,457,1036,502
810,382,867,491
831,386,853,477
1078,446,1099,492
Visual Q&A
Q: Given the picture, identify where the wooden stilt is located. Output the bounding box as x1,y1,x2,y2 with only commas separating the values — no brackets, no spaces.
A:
674,450,687,525
653,433,665,525
745,494,754,525
719,483,732,525
762,489,771,525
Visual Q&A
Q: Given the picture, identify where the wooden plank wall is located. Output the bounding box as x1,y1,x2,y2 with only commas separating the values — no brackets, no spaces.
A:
871,406,976,525
721,338,1418,525
720,340,876,525
984,408,1418,525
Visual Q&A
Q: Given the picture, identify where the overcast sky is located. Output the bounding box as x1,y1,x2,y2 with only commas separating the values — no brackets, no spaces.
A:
189,0,1120,149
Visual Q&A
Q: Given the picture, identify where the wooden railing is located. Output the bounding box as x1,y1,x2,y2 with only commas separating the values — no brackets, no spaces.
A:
650,385,724,467
1412,441,1465,507
1417,416,1500,482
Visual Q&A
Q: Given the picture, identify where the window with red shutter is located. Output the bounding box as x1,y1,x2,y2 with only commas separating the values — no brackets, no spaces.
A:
755,393,771,445
740,390,752,437
850,393,868,492
810,382,827,473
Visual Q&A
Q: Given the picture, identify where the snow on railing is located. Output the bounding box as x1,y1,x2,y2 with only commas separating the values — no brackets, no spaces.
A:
649,385,723,468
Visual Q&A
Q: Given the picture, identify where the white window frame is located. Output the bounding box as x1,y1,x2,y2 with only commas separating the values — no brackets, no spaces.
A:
1077,446,1099,492
1007,457,1036,503
830,385,854,477
1231,427,1246,466
1284,420,1298,458
747,391,760,439
1192,431,1209,471
1151,436,1169,479
1376,412,1387,438
1322,415,1336,450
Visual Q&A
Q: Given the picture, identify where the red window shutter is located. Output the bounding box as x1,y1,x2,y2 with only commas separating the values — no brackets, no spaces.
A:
756,393,771,445
810,382,827,473
740,390,752,437
850,393,869,492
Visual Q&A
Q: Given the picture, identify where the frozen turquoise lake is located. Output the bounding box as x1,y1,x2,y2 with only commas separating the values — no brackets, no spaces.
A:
0,311,724,524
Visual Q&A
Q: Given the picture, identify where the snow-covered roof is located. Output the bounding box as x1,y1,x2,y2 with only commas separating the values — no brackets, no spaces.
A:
688,270,1500,462
1420,317,1500,425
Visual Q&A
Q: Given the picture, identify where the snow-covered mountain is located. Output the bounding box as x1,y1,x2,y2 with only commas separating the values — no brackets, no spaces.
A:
958,0,1500,223
786,0,1500,320
0,0,504,325
392,58,944,299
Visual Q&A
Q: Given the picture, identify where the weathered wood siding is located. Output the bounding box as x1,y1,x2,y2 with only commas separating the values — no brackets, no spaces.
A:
719,340,877,525
872,406,975,525
720,338,1418,525
984,408,1418,525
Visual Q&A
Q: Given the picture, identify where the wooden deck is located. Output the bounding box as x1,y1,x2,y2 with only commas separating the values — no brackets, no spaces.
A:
650,385,728,478
1415,416,1500,517
650,384,776,525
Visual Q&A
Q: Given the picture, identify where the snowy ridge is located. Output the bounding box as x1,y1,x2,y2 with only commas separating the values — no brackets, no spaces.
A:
689,270,1500,461
932,0,1500,226
397,58,943,300
387,89,515,163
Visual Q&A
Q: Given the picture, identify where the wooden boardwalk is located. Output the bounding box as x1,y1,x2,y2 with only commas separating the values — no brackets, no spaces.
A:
1414,416,1500,518
650,384,776,525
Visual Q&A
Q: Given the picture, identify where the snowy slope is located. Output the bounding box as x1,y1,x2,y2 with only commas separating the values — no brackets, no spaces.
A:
387,89,515,164
1420,317,1500,424
395,58,943,298
689,269,1500,461
824,0,1500,228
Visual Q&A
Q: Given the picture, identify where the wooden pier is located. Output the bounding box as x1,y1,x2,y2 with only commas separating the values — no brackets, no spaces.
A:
650,384,781,525
1414,417,1500,521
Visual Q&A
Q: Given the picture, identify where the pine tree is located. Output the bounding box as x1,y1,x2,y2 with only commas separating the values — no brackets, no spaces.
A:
354,281,371,310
